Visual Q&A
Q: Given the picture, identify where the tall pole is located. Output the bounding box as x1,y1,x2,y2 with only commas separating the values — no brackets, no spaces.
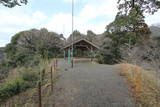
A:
71,0,74,68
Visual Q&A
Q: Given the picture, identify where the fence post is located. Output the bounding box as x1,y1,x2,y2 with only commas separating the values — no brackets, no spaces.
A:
54,59,56,72
135,72,142,95
51,66,53,91
56,58,57,69
56,58,58,69
42,69,45,83
38,82,42,107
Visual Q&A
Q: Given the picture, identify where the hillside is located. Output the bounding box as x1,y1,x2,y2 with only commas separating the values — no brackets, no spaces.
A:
150,26,160,38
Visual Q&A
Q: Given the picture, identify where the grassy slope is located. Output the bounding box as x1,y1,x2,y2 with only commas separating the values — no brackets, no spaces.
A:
118,63,160,107
0,59,59,107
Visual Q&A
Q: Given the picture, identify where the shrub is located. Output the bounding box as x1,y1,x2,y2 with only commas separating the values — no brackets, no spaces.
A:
0,69,39,102
0,78,30,101
95,54,116,64
95,54,104,64
0,61,10,80
102,54,116,64
21,70,39,82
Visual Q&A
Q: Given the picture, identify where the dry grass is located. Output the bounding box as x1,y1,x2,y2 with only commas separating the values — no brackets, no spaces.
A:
0,59,60,107
118,63,160,107
1,73,59,107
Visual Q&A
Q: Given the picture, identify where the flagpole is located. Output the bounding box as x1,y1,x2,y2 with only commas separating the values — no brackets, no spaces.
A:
71,0,74,68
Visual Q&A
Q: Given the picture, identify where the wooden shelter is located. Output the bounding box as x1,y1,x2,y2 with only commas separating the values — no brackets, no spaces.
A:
62,37,100,58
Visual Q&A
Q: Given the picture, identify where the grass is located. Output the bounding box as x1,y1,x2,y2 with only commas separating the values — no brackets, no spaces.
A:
118,63,160,107
0,59,59,106
0,67,40,102
0,78,31,102
0,60,44,101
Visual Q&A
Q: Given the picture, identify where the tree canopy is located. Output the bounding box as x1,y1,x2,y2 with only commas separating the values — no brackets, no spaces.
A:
67,30,84,43
106,7,150,43
99,0,157,64
118,0,160,15
0,0,27,7
5,28,63,67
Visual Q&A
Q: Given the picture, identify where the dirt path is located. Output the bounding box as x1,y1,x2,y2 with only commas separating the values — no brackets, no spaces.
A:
47,61,135,107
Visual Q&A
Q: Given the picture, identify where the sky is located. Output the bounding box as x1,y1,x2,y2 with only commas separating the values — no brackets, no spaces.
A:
0,0,160,47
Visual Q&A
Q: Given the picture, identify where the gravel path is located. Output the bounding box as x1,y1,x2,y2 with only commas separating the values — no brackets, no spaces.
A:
47,61,135,107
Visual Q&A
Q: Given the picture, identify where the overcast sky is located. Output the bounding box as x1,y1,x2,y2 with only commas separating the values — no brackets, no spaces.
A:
0,0,160,47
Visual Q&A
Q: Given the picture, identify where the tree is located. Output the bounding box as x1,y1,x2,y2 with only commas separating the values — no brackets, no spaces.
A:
104,11,150,63
118,0,160,15
67,30,83,42
107,7,151,42
120,43,147,64
0,0,27,8
87,30,96,42
5,28,63,67
0,47,5,63
101,1,151,64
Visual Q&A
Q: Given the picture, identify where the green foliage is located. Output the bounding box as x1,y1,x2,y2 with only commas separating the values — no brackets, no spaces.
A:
0,68,39,101
5,32,25,67
21,70,39,82
67,30,83,42
102,54,116,64
106,7,151,43
0,47,5,62
101,4,151,64
96,53,116,64
95,54,104,64
0,78,30,101
87,30,96,42
0,61,10,80
5,28,63,68
0,0,27,8
118,0,160,15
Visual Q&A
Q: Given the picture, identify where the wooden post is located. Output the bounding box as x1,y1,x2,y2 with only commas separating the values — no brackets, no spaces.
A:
51,66,53,91
91,46,93,63
56,58,58,68
55,58,56,69
38,82,42,107
64,50,66,62
42,69,45,83
135,72,142,95
55,59,56,71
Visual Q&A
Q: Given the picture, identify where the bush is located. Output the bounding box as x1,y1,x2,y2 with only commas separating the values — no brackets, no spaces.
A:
95,54,104,64
23,55,41,67
102,54,116,64
0,78,30,101
21,70,39,82
0,68,39,102
0,61,10,80
95,54,116,64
